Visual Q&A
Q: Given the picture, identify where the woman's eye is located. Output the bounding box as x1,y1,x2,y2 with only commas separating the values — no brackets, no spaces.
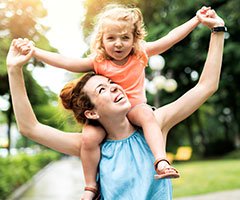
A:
99,88,105,93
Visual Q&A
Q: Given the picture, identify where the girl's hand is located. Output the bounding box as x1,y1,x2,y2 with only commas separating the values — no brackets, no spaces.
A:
197,6,211,16
195,6,211,22
13,38,35,55
6,39,33,70
197,9,225,29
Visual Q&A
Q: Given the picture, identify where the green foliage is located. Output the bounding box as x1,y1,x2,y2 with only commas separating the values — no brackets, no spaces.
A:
34,103,81,132
0,0,55,75
0,150,61,199
0,0,63,151
223,149,240,159
0,0,47,37
82,0,141,37
172,159,240,197
0,38,11,76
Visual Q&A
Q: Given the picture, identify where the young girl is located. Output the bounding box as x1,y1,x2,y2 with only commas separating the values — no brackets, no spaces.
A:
15,4,210,199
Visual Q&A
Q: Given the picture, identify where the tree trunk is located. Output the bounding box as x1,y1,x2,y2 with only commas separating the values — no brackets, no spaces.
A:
185,118,194,148
6,97,13,155
194,110,207,152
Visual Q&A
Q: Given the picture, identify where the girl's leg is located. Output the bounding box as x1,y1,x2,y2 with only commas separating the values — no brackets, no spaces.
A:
80,124,106,200
127,104,179,179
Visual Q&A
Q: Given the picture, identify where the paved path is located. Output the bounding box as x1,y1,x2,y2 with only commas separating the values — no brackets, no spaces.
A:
8,157,85,200
8,157,240,200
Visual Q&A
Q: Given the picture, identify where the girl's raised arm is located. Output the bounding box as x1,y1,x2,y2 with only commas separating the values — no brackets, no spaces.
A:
7,40,82,156
33,47,94,72
14,38,94,73
145,16,200,57
145,7,212,57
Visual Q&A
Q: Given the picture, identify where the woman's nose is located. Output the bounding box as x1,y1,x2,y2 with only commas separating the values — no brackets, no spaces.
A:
110,84,118,92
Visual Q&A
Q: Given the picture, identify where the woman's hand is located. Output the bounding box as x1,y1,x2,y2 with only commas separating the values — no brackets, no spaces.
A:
6,39,33,70
197,8,225,29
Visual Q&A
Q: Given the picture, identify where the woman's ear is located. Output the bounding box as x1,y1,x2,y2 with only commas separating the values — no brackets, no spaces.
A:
84,110,99,120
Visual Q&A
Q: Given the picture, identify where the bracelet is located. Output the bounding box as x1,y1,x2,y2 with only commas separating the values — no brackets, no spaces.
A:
211,26,227,33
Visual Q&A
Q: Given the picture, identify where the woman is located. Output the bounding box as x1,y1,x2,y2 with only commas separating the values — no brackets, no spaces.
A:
6,9,225,200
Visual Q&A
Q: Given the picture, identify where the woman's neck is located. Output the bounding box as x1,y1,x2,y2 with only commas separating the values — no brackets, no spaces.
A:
101,116,135,140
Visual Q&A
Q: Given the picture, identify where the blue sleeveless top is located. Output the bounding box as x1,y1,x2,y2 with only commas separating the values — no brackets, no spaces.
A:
99,129,172,200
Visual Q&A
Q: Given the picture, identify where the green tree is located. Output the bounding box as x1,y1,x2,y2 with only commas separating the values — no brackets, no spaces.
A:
0,0,58,153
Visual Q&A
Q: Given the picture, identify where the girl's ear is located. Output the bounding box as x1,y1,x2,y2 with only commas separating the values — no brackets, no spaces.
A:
84,110,99,120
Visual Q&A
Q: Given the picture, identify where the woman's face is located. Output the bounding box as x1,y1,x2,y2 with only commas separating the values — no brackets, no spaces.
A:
83,75,131,119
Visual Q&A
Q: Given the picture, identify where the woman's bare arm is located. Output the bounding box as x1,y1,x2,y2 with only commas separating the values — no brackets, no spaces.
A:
7,40,82,156
154,10,225,133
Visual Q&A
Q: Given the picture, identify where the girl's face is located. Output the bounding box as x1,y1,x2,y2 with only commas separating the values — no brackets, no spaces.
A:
83,75,131,120
102,21,134,65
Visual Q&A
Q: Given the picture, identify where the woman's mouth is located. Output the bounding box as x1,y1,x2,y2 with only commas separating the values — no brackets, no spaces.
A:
114,93,124,103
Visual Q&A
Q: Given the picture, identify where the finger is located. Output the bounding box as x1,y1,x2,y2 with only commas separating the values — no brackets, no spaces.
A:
205,6,211,10
200,6,211,12
196,12,204,21
17,38,24,43
23,38,29,42
22,48,31,55
200,6,208,10
20,46,31,55
19,43,32,50
197,12,212,24
25,47,34,60
206,9,216,18
17,48,33,66
29,40,35,47
16,41,29,49
12,39,18,47
15,38,25,48
199,9,210,16
14,40,22,48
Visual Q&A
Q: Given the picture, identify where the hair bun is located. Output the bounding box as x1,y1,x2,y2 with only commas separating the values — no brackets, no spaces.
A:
60,81,76,110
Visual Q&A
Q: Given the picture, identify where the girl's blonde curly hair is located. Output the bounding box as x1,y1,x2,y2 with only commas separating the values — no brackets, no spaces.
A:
90,4,147,62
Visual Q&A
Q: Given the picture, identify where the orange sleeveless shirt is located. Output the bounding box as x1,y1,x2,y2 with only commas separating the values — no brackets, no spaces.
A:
93,52,148,107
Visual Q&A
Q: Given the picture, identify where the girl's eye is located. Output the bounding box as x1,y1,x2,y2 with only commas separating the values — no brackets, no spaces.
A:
122,36,129,40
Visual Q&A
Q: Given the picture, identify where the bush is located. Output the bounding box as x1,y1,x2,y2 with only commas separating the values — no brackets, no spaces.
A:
223,149,240,159
0,150,61,200
204,139,235,157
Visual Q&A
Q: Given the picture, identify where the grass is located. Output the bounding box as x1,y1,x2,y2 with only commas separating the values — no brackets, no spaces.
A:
172,159,240,198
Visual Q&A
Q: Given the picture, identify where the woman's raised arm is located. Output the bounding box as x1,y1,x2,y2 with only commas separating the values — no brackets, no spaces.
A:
154,10,225,133
7,40,82,156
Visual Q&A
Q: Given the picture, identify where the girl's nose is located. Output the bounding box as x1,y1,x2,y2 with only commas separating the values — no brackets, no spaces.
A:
115,39,122,47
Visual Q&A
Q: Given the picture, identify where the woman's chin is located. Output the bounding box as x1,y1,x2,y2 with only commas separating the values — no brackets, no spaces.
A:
125,102,132,112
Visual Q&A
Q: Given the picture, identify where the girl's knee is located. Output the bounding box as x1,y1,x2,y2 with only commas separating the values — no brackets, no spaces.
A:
138,110,156,126
128,105,156,125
